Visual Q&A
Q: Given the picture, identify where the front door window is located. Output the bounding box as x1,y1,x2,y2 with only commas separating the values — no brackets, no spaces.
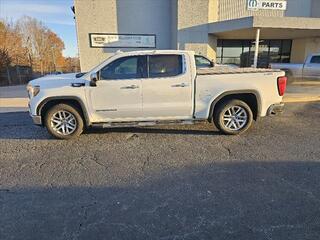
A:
100,56,146,80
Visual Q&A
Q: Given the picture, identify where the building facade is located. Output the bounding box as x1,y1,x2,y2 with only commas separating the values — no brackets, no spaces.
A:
74,0,320,71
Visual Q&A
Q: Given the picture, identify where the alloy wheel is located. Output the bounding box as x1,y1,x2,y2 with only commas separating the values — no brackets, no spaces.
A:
50,110,77,135
222,106,248,131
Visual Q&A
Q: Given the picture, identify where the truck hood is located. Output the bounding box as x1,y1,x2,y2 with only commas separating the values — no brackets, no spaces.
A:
33,73,78,82
29,73,86,87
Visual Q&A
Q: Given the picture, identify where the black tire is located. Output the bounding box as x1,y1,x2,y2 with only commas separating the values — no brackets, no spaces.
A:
213,99,253,135
44,103,84,139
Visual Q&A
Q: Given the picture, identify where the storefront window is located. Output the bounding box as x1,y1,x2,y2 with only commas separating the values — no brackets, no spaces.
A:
222,41,243,57
217,39,292,68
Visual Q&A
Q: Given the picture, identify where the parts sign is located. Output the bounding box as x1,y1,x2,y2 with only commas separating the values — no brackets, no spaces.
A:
248,0,287,11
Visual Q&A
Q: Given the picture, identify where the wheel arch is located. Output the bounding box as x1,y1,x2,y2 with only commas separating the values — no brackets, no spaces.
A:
37,96,91,126
208,90,262,122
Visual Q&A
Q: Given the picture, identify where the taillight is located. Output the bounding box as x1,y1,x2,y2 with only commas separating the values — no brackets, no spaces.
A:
277,76,287,96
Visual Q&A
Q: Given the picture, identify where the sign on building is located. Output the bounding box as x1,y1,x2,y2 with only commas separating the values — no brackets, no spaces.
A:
89,33,156,48
247,0,287,11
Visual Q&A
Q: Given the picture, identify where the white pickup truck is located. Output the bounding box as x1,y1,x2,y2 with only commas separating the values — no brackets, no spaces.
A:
27,50,287,139
270,53,320,81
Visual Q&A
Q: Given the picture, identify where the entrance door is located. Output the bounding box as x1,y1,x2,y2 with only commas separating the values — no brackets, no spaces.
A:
88,56,146,122
142,54,193,119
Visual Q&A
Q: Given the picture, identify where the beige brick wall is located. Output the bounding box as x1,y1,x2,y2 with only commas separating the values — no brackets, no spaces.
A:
291,38,320,63
75,0,118,71
218,0,313,21
218,0,285,21
177,0,218,59
75,0,174,71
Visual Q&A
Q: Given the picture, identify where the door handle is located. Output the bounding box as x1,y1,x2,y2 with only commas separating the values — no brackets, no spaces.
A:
71,83,85,87
120,85,139,89
171,83,189,88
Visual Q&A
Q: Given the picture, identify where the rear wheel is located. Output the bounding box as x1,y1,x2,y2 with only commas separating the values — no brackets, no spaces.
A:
214,99,253,135
44,104,84,139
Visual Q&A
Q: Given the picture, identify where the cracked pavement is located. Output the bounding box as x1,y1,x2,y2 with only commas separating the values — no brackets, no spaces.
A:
0,102,320,240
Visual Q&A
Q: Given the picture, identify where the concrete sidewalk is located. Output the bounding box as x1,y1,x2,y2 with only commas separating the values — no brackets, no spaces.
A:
0,84,28,98
284,81,320,103
0,82,319,113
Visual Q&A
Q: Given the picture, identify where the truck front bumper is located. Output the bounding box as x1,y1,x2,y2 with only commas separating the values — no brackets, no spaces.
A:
267,103,285,116
28,101,42,126
31,115,42,125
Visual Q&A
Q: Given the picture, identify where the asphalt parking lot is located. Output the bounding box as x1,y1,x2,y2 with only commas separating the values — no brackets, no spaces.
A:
0,102,320,240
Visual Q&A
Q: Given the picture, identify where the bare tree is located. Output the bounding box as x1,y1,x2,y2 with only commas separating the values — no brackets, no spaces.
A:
16,16,65,74
0,17,75,85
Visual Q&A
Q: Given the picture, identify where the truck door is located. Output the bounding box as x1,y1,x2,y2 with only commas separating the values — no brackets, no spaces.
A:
303,55,320,80
88,56,146,122
142,54,193,119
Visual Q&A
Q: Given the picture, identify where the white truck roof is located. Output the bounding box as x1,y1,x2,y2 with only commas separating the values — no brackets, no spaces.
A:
113,49,195,56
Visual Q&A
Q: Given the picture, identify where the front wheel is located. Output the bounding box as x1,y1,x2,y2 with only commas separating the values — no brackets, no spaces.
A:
44,104,84,139
214,99,253,135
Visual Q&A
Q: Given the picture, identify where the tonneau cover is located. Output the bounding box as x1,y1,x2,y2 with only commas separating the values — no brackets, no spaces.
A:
197,67,282,75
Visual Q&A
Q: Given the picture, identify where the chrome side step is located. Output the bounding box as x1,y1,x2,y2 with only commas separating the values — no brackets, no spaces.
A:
91,120,204,128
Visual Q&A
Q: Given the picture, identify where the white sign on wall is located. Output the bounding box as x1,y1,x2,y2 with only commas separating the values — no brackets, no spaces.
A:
89,33,156,48
247,0,287,11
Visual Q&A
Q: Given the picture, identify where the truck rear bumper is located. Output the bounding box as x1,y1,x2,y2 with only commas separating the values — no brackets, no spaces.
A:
267,103,284,116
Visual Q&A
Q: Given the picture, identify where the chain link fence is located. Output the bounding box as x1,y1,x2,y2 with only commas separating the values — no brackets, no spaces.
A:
0,65,36,86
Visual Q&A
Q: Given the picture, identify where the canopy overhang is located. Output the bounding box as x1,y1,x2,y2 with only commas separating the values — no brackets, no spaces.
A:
209,16,320,39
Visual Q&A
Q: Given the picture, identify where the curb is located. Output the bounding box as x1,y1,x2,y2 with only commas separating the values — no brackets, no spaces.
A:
291,81,320,86
0,98,28,108
283,96,320,103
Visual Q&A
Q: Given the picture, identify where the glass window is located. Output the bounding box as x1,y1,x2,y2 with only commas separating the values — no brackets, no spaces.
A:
280,56,290,63
269,40,281,56
269,55,281,63
100,56,144,80
218,39,292,68
148,55,182,78
195,55,213,68
222,57,241,66
281,40,292,55
217,40,223,58
222,40,243,57
240,52,252,67
310,56,320,64
241,40,252,67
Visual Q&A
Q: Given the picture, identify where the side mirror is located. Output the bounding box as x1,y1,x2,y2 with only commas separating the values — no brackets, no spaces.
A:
210,61,214,68
90,72,98,86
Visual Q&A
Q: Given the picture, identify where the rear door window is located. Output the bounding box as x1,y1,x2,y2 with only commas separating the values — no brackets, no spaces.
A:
148,55,182,78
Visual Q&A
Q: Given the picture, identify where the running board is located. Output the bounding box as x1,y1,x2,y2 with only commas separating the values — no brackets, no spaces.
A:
91,119,204,128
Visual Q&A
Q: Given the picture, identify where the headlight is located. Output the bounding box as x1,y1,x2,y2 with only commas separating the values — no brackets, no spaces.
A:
27,84,40,98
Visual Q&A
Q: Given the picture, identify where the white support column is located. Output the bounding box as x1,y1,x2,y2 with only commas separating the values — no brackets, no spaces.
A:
253,28,261,68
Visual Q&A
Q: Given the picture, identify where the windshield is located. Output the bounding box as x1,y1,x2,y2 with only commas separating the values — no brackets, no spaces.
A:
82,54,116,77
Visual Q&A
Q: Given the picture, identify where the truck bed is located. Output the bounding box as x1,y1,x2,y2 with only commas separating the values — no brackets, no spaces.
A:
197,67,282,75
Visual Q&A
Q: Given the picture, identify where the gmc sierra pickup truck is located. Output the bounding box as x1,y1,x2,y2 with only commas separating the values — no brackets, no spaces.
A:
27,50,287,139
270,53,320,81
